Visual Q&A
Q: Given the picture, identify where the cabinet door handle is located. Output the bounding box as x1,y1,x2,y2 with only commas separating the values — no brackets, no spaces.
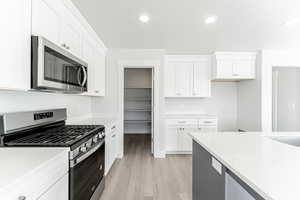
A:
177,121,186,124
95,90,99,93
18,196,26,200
112,134,116,138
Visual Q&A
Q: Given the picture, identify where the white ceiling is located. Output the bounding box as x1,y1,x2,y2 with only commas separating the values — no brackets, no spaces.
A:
72,0,300,53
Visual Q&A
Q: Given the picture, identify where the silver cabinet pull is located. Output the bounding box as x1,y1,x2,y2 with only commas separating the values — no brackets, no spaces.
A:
18,196,26,200
177,121,186,124
95,90,99,93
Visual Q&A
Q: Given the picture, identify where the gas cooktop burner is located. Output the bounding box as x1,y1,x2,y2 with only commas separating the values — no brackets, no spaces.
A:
5,125,103,147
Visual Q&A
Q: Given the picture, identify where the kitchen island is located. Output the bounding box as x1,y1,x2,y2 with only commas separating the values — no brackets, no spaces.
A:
190,132,300,200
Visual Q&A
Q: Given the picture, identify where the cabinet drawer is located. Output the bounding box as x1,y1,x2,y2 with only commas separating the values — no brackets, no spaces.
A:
4,151,68,200
198,119,218,126
167,119,198,127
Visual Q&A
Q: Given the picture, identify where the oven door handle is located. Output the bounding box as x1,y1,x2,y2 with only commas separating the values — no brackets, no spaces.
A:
70,140,104,168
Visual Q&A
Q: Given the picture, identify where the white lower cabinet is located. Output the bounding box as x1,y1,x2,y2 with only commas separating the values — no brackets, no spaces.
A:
166,118,217,154
38,174,68,200
2,151,68,200
105,124,118,175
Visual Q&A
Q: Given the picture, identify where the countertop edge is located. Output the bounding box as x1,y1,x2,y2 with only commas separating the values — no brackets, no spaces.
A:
189,133,272,200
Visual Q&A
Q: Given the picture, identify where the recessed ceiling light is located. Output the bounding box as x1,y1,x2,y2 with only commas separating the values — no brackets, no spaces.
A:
205,16,218,24
284,18,300,26
139,14,150,23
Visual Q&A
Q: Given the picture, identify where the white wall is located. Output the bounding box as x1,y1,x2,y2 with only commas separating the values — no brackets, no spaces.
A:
237,54,262,131
165,82,238,131
0,91,92,119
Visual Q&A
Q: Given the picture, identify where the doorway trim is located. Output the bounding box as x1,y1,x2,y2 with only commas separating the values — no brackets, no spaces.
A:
260,50,300,132
118,60,161,158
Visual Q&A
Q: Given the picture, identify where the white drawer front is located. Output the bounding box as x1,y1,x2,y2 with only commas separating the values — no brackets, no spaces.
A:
4,151,68,200
167,119,198,127
198,118,218,126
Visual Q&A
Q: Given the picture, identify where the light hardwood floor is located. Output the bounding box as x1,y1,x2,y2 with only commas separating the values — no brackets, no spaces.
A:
100,134,192,200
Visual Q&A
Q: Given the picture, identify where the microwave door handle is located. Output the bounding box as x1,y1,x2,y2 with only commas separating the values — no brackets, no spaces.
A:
81,66,87,87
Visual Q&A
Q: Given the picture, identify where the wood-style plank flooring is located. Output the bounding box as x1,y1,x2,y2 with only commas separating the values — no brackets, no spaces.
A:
100,134,192,200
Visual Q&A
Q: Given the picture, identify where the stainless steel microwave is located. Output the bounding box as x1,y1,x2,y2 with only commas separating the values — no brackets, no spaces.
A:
31,36,88,93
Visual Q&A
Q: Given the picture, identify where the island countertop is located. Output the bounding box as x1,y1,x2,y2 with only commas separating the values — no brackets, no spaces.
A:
189,132,300,200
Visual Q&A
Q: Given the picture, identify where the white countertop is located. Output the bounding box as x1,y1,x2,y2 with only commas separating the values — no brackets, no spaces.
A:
0,147,68,190
165,113,217,119
68,116,117,127
189,132,300,200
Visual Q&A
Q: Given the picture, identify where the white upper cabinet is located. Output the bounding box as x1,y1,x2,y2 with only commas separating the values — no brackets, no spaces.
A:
164,55,211,98
0,0,31,90
94,48,106,96
82,36,106,97
212,52,257,80
0,0,107,93
32,0,61,45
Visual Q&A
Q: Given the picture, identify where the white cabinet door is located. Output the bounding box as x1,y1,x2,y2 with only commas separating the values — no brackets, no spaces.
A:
193,62,211,97
105,126,117,175
0,0,31,90
60,7,82,57
82,37,106,97
82,37,96,93
105,131,112,175
111,128,117,163
216,60,233,79
38,175,68,200
93,49,106,96
178,128,193,152
164,63,176,97
174,63,192,97
213,52,256,80
166,127,179,152
232,60,255,79
32,0,61,45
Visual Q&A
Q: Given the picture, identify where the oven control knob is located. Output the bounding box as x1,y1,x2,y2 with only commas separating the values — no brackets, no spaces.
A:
93,136,98,143
80,146,87,153
99,134,103,139
101,132,105,137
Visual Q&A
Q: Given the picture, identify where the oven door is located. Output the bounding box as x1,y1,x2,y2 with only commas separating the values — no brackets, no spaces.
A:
31,36,88,93
70,141,105,200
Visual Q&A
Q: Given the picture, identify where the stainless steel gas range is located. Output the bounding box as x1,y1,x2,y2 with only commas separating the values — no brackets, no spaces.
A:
0,108,105,200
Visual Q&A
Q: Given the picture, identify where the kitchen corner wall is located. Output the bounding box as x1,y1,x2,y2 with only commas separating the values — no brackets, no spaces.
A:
165,82,238,131
0,91,92,119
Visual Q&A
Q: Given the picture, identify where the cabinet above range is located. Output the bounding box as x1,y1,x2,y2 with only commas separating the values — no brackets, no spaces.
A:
212,52,257,81
164,55,211,98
